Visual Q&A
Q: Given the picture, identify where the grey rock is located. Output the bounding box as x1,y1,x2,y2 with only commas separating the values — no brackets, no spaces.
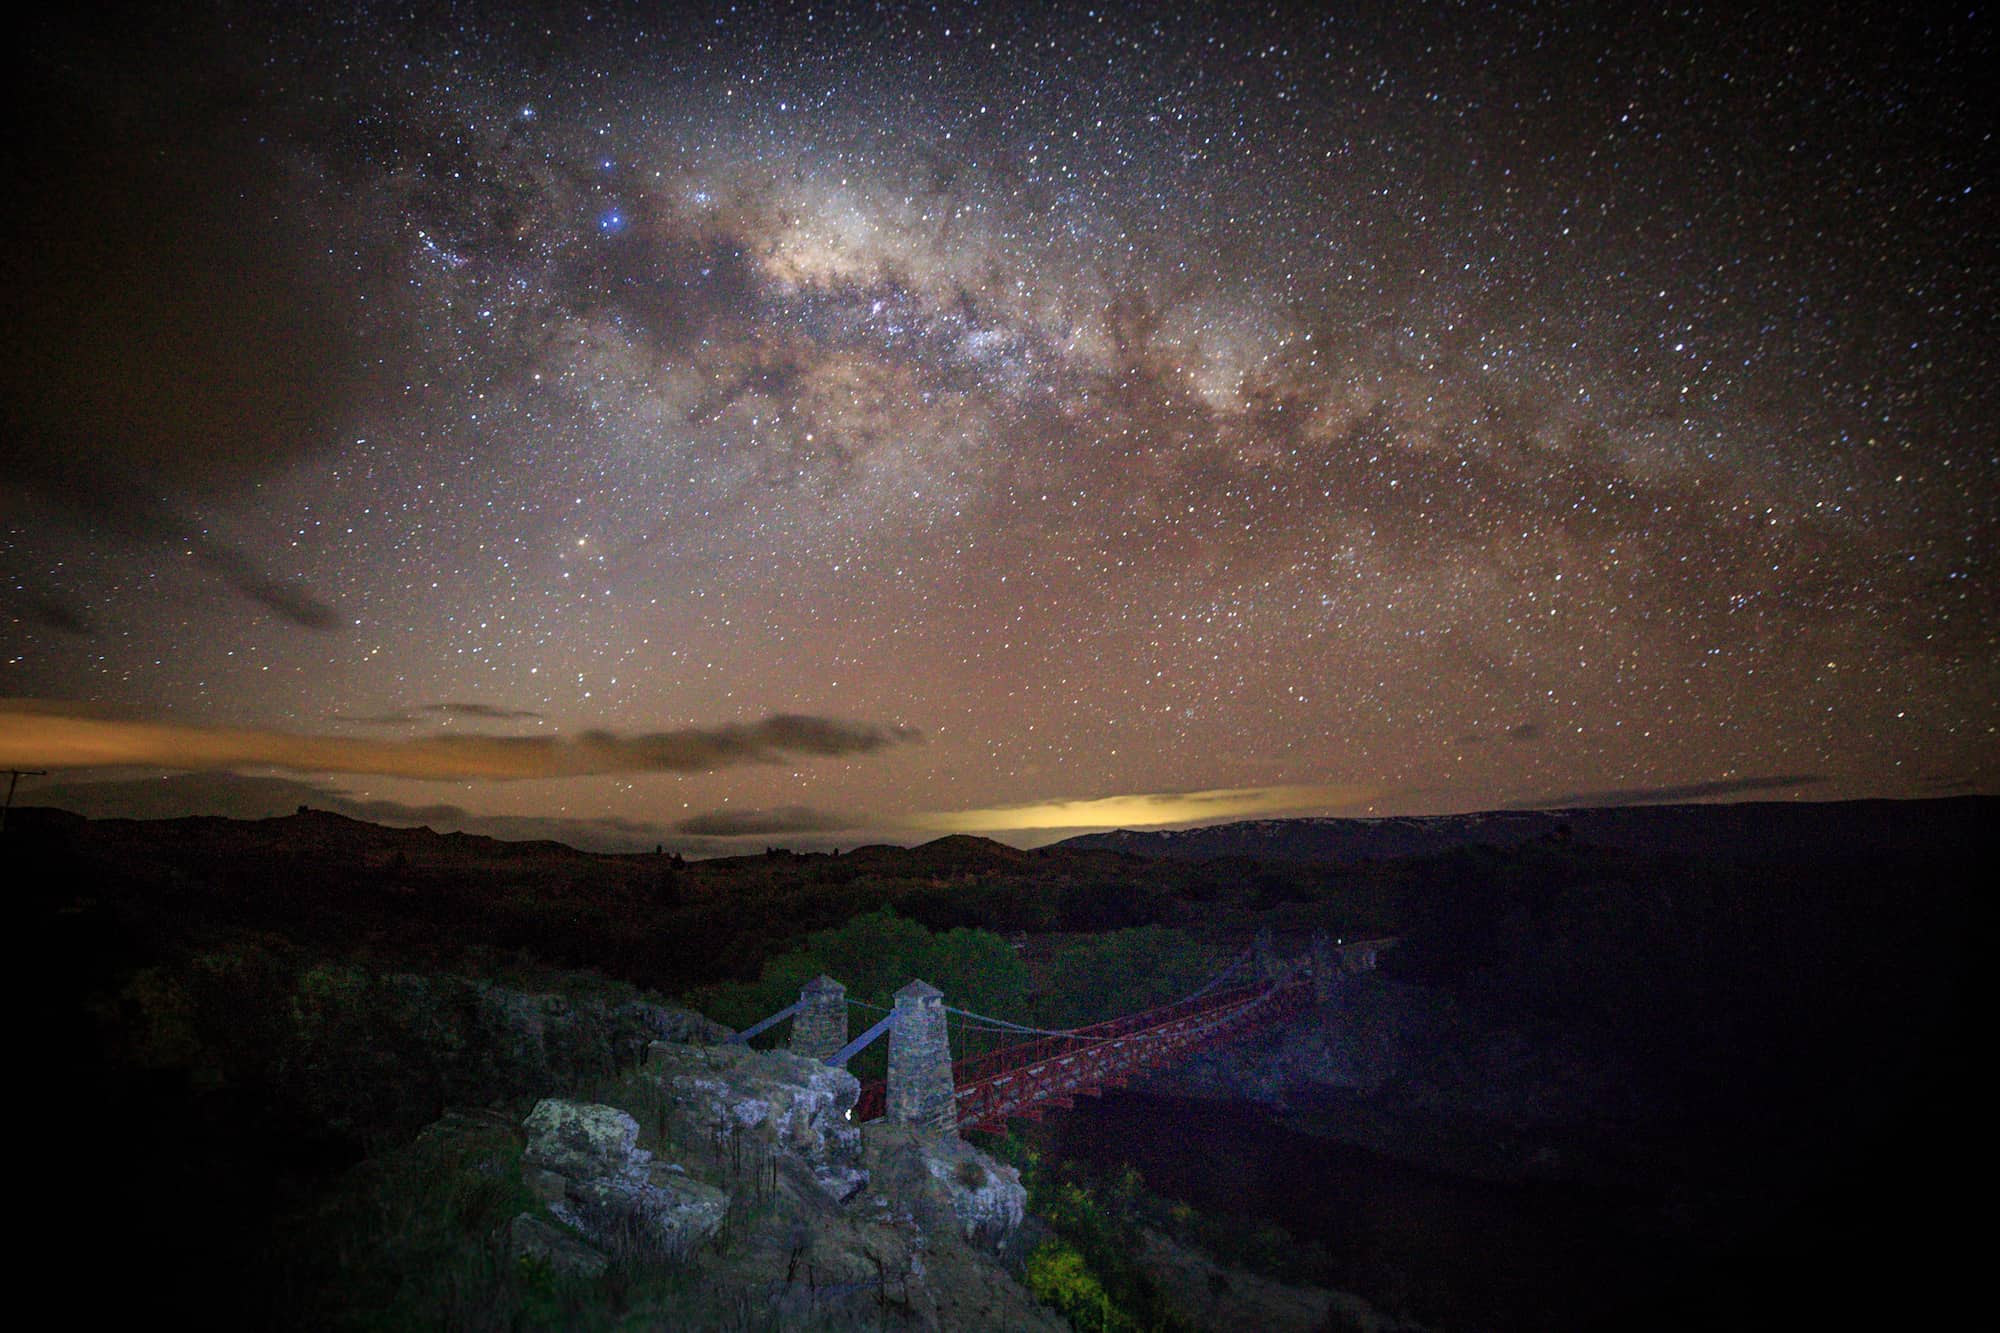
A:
523,1166,567,1203
614,998,733,1048
924,1142,1025,1249
648,1043,870,1203
815,1161,871,1205
556,1163,729,1257
865,1125,1026,1251
506,1212,608,1278
523,1099,643,1180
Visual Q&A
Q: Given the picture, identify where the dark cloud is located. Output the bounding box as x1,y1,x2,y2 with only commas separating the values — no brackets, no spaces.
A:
675,805,858,837
335,703,548,726
0,702,923,779
189,541,343,631
0,18,361,627
1506,723,1543,742
427,703,548,721
1511,775,1828,810
10,591,92,636
335,798,675,851
22,770,887,856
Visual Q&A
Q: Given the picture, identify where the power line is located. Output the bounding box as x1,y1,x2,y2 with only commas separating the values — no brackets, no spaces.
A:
1,770,48,835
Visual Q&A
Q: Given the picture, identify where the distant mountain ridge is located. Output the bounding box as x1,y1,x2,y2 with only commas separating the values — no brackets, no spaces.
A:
1056,796,1994,866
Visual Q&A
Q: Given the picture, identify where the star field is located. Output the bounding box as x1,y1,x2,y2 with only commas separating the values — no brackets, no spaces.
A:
2,2,1994,847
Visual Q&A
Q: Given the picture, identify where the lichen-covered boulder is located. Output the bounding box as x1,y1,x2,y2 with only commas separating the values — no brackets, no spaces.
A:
557,1163,729,1257
647,1043,869,1202
506,1212,609,1277
924,1141,1026,1249
523,1099,643,1180
521,1098,730,1259
863,1125,1026,1250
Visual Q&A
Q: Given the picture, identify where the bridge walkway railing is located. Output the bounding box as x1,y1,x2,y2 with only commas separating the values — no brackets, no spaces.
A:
851,974,1312,1129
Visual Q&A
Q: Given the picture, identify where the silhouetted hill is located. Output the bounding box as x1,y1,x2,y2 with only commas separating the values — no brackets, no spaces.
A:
2,804,1205,996
1057,796,1993,867
844,833,1040,873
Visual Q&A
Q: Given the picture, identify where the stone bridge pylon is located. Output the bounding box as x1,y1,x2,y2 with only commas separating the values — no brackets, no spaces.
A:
728,931,1397,1137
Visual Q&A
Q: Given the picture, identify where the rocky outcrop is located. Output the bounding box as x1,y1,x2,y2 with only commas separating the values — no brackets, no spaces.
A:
478,988,731,1073
647,1042,870,1203
863,1125,1028,1251
523,1099,647,1179
615,1044,1055,1329
506,1212,610,1277
518,1098,729,1261
407,1036,1057,1329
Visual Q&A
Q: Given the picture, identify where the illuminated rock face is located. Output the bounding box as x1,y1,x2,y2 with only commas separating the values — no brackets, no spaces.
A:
522,1098,641,1180
864,1123,1027,1251
519,1098,728,1260
790,974,848,1061
887,978,956,1132
647,1042,869,1203
506,1212,609,1277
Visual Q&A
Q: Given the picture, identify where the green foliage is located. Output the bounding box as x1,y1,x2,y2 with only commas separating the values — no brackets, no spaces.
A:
920,924,1033,1017
294,1109,724,1332
107,944,680,1148
1038,927,1212,1027
994,1131,1335,1317
693,907,1030,1034
1026,1237,1127,1331
301,1112,533,1329
997,1137,1198,1333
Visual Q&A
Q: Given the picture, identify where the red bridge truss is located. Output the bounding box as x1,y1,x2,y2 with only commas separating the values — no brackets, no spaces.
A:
853,974,1315,1132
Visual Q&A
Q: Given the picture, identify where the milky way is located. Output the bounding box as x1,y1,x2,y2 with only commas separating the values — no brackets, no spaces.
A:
3,3,1993,848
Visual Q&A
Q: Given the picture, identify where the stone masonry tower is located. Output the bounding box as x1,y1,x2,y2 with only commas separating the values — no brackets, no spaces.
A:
791,975,848,1061
886,979,956,1132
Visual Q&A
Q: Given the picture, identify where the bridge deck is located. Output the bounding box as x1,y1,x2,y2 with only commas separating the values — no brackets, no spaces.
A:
854,976,1312,1131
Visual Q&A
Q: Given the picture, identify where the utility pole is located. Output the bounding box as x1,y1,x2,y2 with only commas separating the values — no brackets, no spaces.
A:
1,770,47,835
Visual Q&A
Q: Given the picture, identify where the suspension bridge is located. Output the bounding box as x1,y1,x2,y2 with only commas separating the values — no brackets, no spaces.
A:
723,930,1395,1135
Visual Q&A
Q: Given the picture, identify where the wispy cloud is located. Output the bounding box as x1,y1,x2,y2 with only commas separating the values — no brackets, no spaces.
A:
333,702,548,726
903,783,1379,835
676,805,857,836
0,49,363,630
426,702,547,721
1509,774,1826,809
0,699,920,780
12,592,92,636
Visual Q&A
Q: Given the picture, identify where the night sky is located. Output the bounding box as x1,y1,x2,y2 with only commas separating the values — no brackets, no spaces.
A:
2,2,1993,850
